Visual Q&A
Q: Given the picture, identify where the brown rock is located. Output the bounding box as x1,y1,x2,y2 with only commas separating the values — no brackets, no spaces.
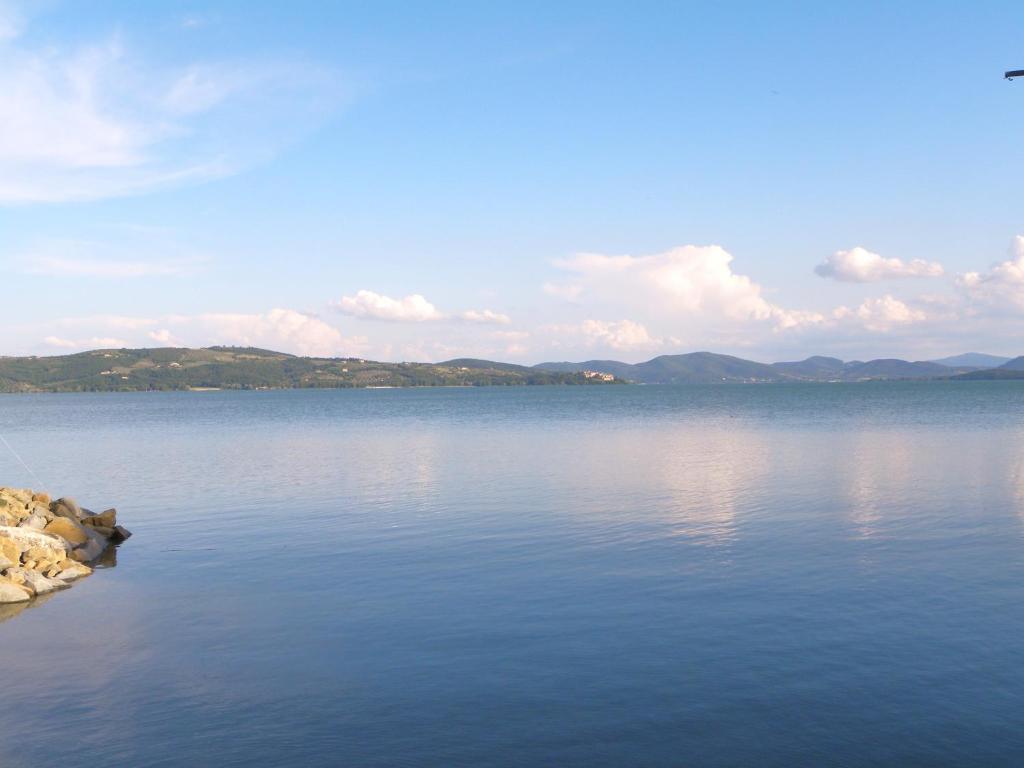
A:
83,508,117,528
43,517,88,546
31,492,50,505
49,497,82,521
0,538,19,567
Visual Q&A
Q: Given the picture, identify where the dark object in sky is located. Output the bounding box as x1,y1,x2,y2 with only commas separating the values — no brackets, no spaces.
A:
1006,69,1024,80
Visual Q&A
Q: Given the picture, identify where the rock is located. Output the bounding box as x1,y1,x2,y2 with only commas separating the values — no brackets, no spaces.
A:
0,581,30,603
71,529,106,562
0,525,71,554
0,488,128,613
0,538,19,567
82,508,116,528
19,514,46,530
56,563,91,581
18,569,64,595
49,497,82,521
43,517,89,547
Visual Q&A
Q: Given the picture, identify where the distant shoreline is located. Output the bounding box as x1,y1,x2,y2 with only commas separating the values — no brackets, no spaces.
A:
1,345,1021,392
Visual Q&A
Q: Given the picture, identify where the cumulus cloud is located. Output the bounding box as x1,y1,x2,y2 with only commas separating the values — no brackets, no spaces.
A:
815,247,944,282
555,245,824,331
190,309,361,357
545,319,664,352
956,236,1024,311
836,295,928,332
334,291,443,322
0,16,342,204
334,289,510,325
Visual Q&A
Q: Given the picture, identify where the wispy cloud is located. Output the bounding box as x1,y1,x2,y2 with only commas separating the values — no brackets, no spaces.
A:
0,13,345,204
43,335,129,350
11,238,208,278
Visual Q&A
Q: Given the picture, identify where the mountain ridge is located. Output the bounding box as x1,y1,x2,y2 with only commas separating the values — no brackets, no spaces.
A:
0,347,1018,391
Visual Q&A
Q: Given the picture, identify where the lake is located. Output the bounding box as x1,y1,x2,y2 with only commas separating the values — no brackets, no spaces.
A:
2,383,1024,766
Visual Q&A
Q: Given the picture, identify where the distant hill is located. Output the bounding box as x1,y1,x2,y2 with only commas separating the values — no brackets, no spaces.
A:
952,355,1024,380
0,348,619,393
842,359,955,380
538,352,981,383
952,368,1024,380
771,356,845,379
537,352,788,384
931,353,1011,368
3,346,1015,392
997,356,1024,372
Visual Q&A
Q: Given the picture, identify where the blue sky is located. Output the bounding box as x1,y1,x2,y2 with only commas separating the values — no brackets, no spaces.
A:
2,0,1024,362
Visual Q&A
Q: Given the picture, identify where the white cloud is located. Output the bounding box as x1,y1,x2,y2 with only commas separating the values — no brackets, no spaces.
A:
459,309,510,325
815,247,944,282
832,295,927,332
43,335,129,350
334,289,511,325
555,245,823,331
335,290,443,322
854,295,927,331
0,19,342,204
35,308,366,358
545,319,664,352
191,308,362,357
957,236,1024,311
147,329,182,346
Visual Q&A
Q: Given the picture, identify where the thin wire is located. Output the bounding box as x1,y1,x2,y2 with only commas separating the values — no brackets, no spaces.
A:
0,430,46,491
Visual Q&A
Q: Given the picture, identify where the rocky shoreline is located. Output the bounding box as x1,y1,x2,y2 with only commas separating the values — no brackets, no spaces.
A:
0,487,130,605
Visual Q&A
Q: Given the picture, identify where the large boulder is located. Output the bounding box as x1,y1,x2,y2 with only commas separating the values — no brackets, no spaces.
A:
43,517,88,547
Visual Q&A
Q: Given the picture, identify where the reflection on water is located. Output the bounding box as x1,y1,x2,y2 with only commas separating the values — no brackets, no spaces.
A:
2,384,1024,767
0,590,56,625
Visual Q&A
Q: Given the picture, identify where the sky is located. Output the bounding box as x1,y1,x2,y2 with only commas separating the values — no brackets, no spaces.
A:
2,0,1024,364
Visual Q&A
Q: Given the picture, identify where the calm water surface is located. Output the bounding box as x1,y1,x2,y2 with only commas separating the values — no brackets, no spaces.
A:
2,383,1024,766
